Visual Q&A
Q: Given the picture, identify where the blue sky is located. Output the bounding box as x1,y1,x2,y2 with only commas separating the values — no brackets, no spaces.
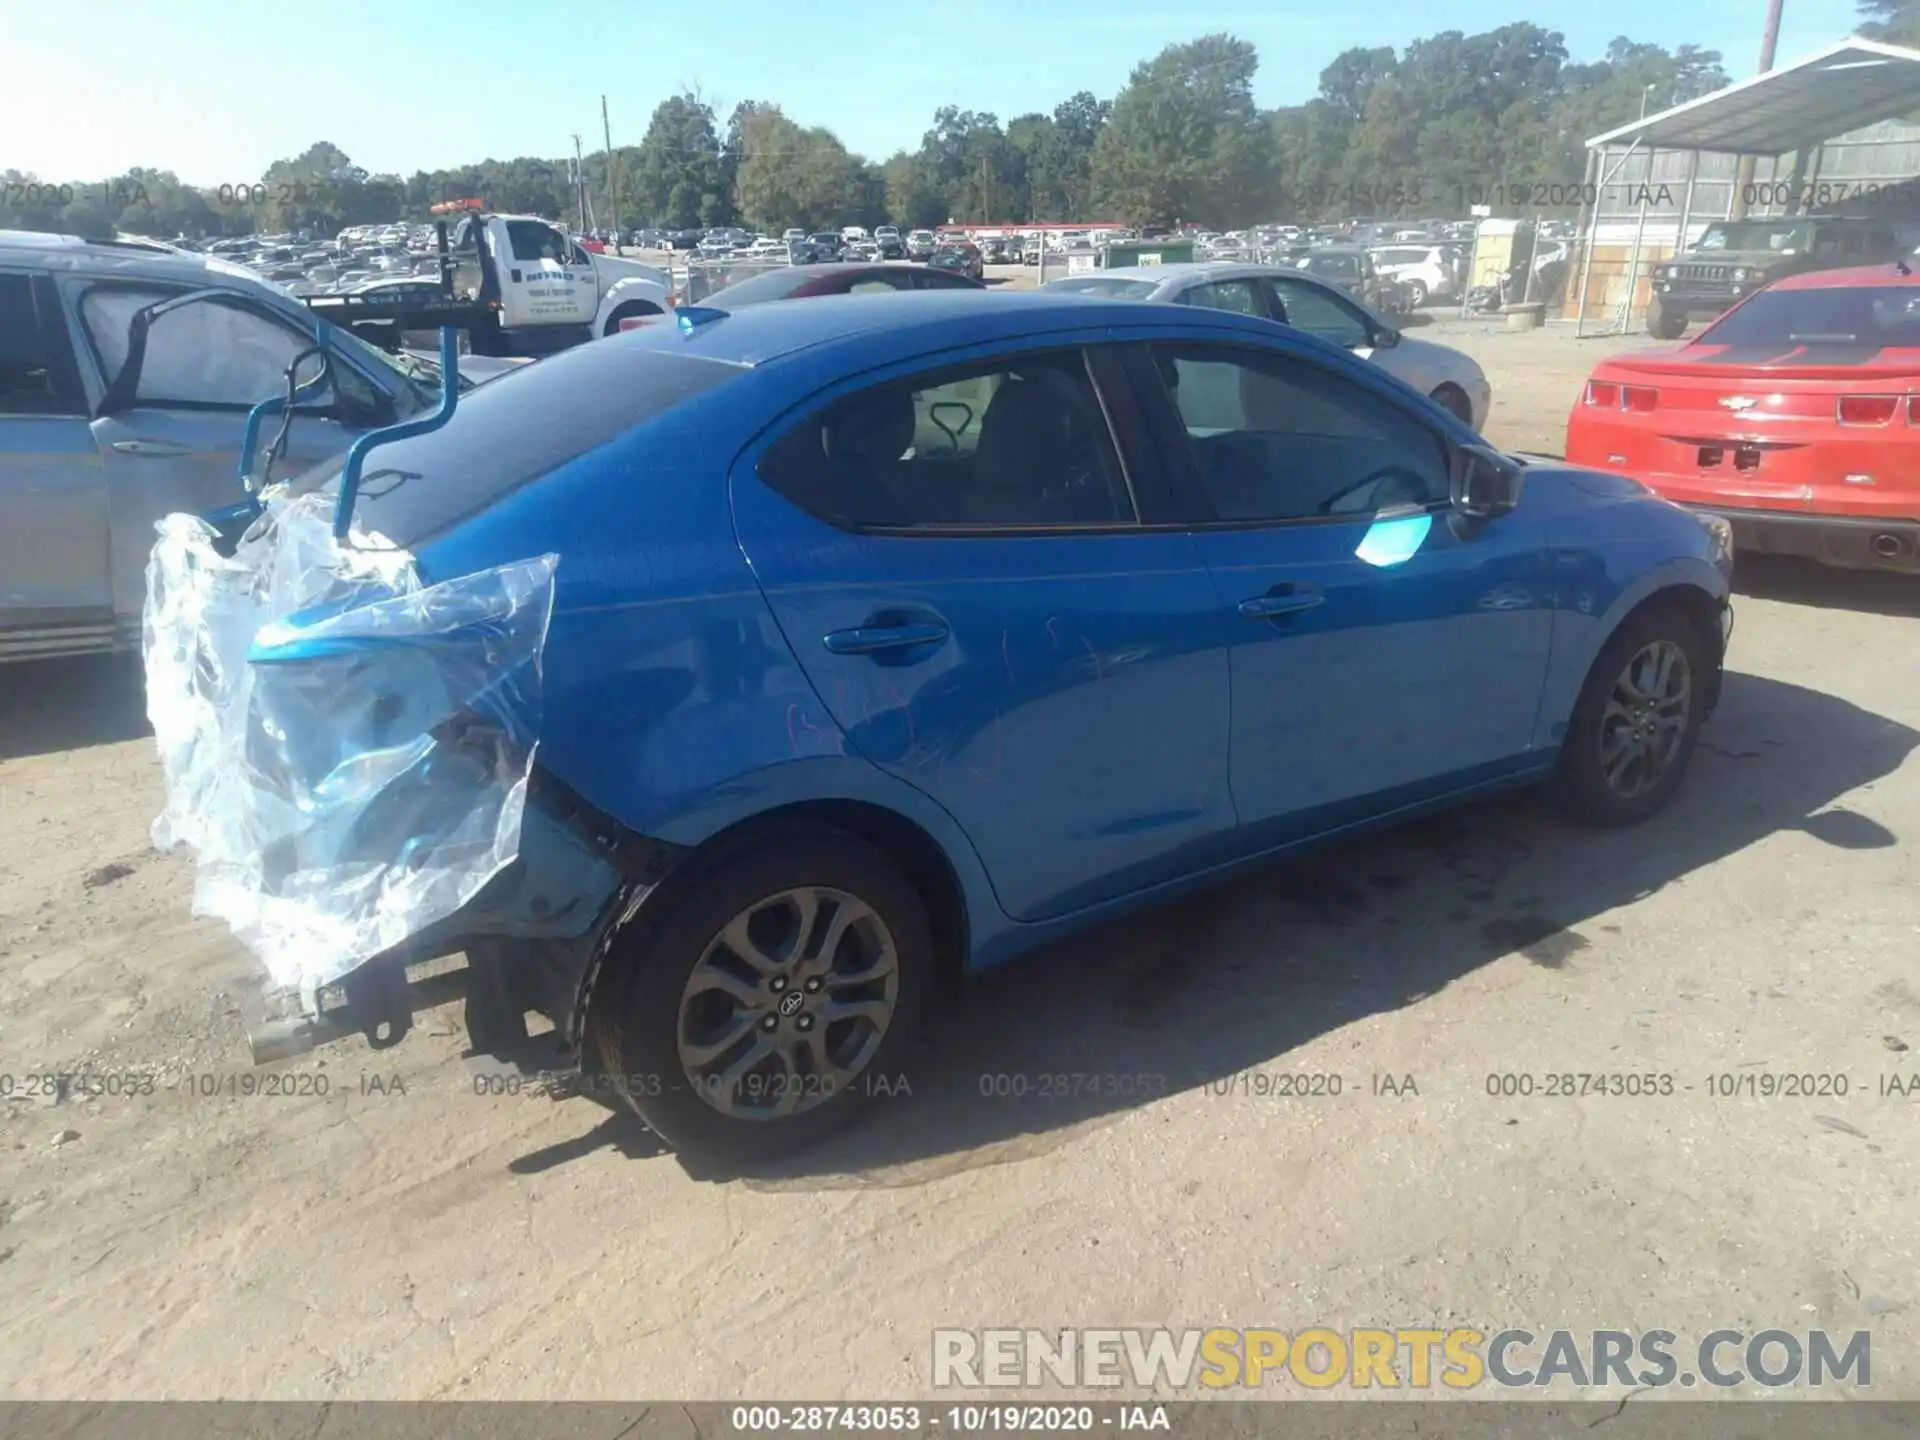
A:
2,0,1865,184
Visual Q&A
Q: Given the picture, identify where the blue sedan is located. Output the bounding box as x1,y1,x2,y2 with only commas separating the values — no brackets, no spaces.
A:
186,290,1734,1160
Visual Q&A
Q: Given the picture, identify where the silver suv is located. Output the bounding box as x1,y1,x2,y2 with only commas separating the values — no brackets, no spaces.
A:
0,231,509,663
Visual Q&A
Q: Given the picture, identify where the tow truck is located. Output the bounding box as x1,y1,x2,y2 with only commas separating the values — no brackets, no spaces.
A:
303,199,673,357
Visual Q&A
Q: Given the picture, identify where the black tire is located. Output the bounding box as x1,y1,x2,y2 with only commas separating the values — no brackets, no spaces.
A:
1431,385,1474,427
1647,299,1687,340
1550,605,1708,826
594,826,933,1163
1404,279,1428,307
602,300,664,337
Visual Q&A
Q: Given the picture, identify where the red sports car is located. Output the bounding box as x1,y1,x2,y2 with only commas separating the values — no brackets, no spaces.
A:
1566,262,1920,571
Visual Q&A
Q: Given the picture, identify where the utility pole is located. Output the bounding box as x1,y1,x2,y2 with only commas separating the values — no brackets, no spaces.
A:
1729,0,1786,219
572,134,588,233
602,95,620,244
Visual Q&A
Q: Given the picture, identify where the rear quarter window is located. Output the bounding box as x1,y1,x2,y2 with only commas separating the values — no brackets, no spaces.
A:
289,341,740,546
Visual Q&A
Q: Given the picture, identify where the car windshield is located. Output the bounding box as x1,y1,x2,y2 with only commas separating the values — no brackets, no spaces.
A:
1693,221,1814,253
1043,276,1161,300
1697,284,1920,348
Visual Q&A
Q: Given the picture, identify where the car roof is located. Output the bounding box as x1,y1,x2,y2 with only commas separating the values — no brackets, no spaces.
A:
1077,260,1349,294
625,288,1280,368
1767,262,1920,290
0,229,282,291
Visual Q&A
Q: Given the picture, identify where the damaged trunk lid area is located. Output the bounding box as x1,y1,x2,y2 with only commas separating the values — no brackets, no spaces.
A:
140,331,737,1058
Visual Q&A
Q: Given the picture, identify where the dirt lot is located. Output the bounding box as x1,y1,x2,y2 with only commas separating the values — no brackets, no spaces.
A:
4,320,1920,1404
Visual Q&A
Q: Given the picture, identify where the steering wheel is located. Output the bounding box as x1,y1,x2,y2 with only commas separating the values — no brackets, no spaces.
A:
1316,466,1429,516
929,401,974,453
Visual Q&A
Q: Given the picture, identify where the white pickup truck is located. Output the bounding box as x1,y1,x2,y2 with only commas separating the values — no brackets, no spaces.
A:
306,205,672,356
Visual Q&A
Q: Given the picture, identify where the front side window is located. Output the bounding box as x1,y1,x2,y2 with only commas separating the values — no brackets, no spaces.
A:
759,351,1134,530
82,286,326,410
506,220,569,264
1149,343,1448,523
1264,277,1371,348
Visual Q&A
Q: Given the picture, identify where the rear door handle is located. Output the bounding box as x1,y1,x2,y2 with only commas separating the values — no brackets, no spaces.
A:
1238,584,1325,619
822,622,950,655
110,439,194,458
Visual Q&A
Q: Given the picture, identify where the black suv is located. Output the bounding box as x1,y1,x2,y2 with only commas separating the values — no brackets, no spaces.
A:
1647,215,1911,338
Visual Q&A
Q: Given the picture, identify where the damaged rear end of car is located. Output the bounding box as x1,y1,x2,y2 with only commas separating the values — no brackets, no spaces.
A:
143,325,750,1076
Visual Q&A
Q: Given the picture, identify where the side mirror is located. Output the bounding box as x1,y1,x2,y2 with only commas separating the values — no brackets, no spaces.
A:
1450,443,1523,521
1371,326,1401,350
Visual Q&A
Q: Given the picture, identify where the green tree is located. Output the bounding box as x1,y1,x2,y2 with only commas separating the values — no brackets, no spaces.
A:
1859,0,1920,45
1091,35,1273,227
630,94,729,228
913,107,1024,223
733,106,867,231
1021,92,1108,220
882,151,947,228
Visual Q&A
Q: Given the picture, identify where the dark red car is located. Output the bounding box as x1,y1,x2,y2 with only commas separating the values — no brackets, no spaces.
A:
1566,262,1920,571
928,242,985,282
620,263,985,332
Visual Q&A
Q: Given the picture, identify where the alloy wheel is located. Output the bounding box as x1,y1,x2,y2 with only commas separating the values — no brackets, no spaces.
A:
677,886,899,1121
1597,639,1692,799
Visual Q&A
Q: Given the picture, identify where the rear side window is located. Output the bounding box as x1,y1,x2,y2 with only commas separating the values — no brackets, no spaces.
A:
758,350,1134,530
289,343,740,545
0,273,86,416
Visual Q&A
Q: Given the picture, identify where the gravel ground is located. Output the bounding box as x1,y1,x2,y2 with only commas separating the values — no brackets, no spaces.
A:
2,314,1918,1405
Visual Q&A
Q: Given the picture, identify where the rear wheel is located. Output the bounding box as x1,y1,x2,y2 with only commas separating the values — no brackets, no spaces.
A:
1404,278,1428,307
596,828,933,1163
1550,606,1707,826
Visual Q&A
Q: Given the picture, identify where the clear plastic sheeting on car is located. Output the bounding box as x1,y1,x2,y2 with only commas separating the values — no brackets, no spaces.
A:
142,489,559,991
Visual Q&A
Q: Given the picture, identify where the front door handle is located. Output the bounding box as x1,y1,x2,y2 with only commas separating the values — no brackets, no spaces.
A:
822,622,949,655
1238,583,1325,619
110,439,194,457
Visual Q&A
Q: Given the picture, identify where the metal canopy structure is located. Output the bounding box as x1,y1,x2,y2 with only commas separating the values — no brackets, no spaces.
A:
1587,38,1920,157
1571,37,1920,337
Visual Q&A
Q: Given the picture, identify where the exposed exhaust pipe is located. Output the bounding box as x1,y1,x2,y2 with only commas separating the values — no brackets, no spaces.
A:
1871,533,1907,559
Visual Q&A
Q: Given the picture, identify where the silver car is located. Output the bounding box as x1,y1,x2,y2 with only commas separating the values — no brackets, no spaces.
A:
0,231,514,663
1042,261,1492,429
